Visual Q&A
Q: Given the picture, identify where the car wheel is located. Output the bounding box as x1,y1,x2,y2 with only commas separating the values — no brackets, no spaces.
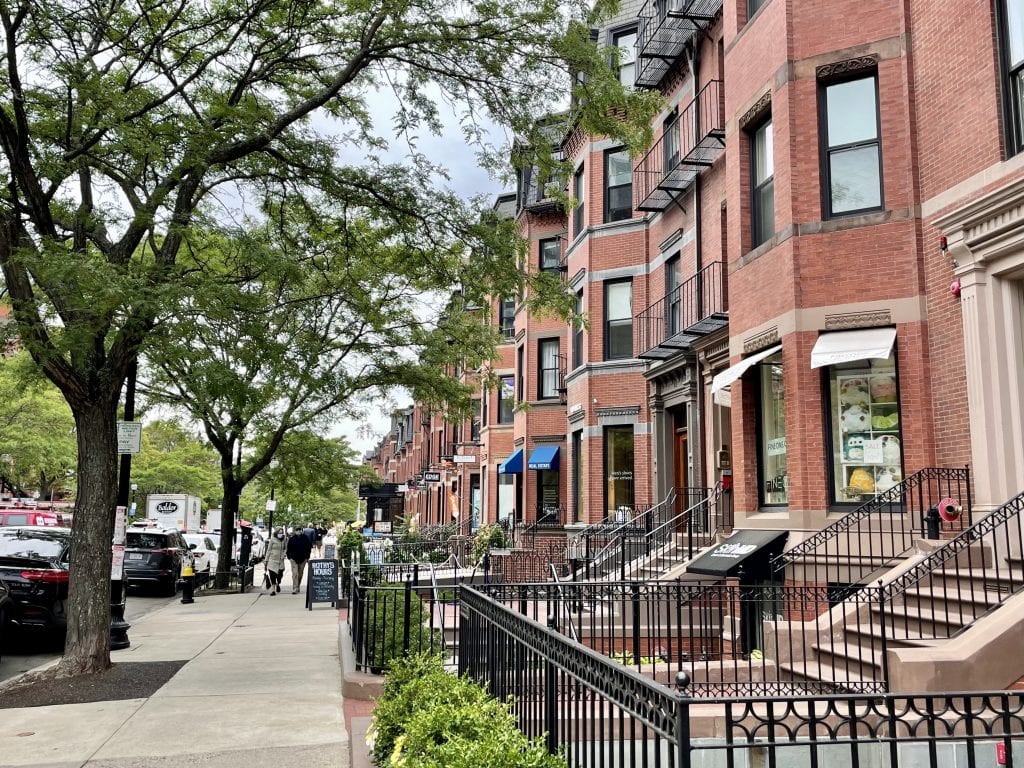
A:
162,576,178,597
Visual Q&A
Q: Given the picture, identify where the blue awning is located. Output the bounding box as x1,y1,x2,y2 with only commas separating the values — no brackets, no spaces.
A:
527,445,560,471
498,448,524,475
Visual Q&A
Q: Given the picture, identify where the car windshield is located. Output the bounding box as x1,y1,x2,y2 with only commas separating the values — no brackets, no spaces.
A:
126,532,170,549
0,529,69,560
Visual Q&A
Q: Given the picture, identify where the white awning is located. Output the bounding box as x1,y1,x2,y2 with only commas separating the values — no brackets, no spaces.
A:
710,344,782,394
810,328,897,369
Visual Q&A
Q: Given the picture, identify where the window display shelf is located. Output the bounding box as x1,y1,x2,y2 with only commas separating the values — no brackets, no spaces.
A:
835,372,903,501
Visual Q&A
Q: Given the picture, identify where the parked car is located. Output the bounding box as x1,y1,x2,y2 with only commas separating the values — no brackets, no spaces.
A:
0,575,11,661
124,525,193,596
0,526,71,636
182,533,218,579
0,510,61,527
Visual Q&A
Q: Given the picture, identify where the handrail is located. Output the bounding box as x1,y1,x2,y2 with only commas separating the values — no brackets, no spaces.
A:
549,562,580,642
772,466,972,584
585,489,678,580
885,488,1024,603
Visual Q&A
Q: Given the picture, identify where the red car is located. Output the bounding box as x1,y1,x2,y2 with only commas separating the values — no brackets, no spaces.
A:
0,510,61,527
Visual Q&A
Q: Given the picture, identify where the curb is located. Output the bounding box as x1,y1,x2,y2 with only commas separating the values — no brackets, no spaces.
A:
338,621,383,701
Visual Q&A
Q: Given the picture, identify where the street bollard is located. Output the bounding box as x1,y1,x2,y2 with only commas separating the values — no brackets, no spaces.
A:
180,563,195,604
924,506,941,540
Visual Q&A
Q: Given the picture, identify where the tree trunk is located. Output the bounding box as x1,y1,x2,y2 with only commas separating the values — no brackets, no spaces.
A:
215,478,241,588
58,400,119,676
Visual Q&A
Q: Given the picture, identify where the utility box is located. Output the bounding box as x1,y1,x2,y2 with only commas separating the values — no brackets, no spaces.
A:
145,494,202,532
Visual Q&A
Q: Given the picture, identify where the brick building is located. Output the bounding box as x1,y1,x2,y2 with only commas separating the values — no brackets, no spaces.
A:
366,0,1023,543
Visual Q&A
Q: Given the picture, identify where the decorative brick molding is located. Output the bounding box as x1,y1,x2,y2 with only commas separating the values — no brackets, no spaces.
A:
596,406,640,419
743,327,779,353
816,55,879,81
531,435,565,443
738,91,772,129
824,310,892,330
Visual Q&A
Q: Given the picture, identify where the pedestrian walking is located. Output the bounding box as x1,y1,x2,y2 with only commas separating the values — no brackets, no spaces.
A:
264,527,287,595
286,526,313,594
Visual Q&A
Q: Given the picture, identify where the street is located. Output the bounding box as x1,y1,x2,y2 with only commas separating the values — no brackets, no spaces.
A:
0,591,177,684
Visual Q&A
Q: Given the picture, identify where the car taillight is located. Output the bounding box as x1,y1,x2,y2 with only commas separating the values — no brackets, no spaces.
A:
158,548,180,556
20,569,70,584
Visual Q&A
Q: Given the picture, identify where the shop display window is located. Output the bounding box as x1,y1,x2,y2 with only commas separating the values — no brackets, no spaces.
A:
829,353,904,503
757,353,787,506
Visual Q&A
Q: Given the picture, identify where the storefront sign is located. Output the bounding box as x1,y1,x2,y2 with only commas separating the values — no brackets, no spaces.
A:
453,455,476,464
374,520,393,533
422,471,442,483
610,470,633,480
766,437,787,456
305,559,339,610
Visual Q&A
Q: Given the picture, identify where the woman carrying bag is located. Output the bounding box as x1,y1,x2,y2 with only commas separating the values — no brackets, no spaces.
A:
264,527,287,595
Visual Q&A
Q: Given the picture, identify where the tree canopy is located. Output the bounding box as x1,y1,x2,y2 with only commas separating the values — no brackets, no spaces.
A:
0,0,660,674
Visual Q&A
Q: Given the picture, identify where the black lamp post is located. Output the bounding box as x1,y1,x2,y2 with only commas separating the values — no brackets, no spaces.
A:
111,358,136,651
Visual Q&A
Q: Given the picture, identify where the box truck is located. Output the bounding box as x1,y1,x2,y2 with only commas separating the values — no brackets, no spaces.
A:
145,494,202,532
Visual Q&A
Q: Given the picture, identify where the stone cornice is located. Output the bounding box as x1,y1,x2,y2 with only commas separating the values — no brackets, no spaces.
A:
824,310,892,330
743,326,780,353
738,90,772,129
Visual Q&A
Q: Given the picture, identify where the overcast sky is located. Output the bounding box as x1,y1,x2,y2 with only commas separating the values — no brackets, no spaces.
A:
328,85,511,456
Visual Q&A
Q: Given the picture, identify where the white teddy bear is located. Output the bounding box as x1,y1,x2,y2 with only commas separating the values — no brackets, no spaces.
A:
875,467,902,493
841,404,870,433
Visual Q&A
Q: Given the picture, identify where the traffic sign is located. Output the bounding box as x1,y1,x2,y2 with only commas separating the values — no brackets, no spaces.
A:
117,421,142,454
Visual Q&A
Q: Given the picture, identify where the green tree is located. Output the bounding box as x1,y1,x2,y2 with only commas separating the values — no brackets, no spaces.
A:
0,352,76,499
0,0,659,675
129,420,223,509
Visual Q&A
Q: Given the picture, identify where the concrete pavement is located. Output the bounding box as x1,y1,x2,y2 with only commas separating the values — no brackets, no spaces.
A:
0,565,349,768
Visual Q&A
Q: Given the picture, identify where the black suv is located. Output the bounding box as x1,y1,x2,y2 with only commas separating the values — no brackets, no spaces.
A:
0,574,11,661
0,526,71,638
125,525,193,595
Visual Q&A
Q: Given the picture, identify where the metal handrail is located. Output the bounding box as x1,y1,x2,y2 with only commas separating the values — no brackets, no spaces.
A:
549,562,580,643
772,466,972,584
585,490,678,580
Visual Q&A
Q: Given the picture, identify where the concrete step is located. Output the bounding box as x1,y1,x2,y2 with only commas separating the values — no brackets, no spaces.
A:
778,658,881,693
871,603,966,638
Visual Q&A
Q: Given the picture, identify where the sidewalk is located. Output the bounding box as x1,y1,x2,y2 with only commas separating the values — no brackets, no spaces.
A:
0,566,348,768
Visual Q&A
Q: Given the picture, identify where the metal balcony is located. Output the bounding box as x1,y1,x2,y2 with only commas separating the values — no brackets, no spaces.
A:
635,260,728,360
633,80,725,212
636,0,724,89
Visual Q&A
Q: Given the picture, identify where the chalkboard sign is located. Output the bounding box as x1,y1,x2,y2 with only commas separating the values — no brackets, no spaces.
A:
323,543,336,561
305,559,339,610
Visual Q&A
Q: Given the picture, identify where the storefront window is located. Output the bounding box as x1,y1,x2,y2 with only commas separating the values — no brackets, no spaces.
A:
829,353,903,502
758,353,787,506
605,426,635,517
537,470,560,522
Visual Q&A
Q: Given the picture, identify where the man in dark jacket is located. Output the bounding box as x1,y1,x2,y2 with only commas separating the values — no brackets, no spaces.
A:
286,529,313,594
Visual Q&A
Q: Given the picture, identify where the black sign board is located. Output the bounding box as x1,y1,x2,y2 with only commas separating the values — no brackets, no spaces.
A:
422,471,442,483
305,559,339,610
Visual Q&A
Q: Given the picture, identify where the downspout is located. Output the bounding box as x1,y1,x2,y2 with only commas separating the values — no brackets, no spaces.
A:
685,38,708,489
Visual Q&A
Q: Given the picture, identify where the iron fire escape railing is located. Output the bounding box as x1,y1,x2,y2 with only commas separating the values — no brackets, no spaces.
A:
634,79,725,212
635,0,724,89
635,260,728,359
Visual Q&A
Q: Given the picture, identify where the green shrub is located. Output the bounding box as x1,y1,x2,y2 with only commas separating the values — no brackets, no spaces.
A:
338,529,365,564
471,523,507,565
363,586,444,672
370,653,564,768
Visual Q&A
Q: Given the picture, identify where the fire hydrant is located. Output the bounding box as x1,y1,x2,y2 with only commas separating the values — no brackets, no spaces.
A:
180,562,195,604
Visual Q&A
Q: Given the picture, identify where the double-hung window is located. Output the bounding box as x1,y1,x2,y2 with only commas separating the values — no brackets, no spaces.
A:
1001,0,1024,154
604,280,633,360
604,149,632,223
573,165,585,236
538,339,560,399
751,118,774,248
539,238,561,272
498,376,514,424
499,298,515,339
572,290,584,369
663,110,680,171
666,256,681,337
822,75,882,216
612,28,637,88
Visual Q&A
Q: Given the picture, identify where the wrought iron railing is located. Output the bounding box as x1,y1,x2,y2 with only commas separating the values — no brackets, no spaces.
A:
772,466,972,585
882,487,1024,643
636,260,728,357
634,80,725,210
459,585,1024,767
570,495,674,581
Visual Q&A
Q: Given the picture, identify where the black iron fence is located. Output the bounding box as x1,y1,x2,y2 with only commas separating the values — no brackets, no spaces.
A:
459,584,1024,768
773,466,972,586
635,261,728,357
348,569,456,673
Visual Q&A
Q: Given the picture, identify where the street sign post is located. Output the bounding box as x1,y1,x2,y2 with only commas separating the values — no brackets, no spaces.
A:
116,421,142,454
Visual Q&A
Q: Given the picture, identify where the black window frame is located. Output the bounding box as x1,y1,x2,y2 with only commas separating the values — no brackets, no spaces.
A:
611,26,638,88
819,72,884,218
753,352,788,508
750,116,775,249
603,425,635,517
748,0,769,20
573,164,585,236
470,398,481,442
499,298,516,340
998,0,1024,156
571,429,583,524
604,148,633,223
604,279,633,361
665,254,681,337
663,109,680,171
538,338,560,399
498,375,514,424
516,345,525,402
539,237,561,272
572,289,584,369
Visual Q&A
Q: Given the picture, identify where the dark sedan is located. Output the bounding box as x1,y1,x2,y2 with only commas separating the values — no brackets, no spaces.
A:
0,526,70,636
0,575,11,660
